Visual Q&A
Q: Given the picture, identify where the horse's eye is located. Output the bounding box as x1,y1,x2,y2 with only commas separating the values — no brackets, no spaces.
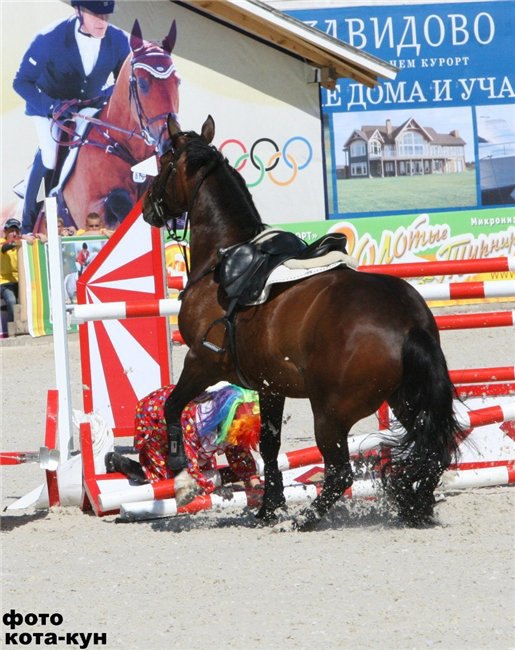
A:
138,77,150,94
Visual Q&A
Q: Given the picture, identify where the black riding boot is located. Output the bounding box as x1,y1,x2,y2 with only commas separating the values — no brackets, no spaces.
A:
167,423,188,474
22,150,54,234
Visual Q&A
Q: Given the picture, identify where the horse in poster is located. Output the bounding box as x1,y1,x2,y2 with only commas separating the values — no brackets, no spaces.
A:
53,19,180,231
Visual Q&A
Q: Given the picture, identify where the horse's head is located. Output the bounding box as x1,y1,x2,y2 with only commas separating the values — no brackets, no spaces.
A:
142,115,216,229
127,20,181,154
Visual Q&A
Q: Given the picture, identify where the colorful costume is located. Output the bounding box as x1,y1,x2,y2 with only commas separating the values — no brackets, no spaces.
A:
134,384,260,496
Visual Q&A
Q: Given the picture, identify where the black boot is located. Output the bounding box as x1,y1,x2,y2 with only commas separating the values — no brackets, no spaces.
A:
22,150,54,234
167,423,188,475
105,452,147,484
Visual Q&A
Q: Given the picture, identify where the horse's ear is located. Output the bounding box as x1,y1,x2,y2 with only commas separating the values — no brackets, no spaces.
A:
167,113,180,138
162,20,177,53
201,115,215,144
130,19,145,53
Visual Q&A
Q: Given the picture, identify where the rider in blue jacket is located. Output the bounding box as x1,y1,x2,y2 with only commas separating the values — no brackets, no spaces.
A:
13,0,129,234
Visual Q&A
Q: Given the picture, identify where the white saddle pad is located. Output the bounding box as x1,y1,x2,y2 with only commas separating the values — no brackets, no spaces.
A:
248,251,358,306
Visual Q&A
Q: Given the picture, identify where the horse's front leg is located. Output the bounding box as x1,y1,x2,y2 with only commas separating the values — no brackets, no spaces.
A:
164,349,218,474
294,412,353,532
255,392,286,524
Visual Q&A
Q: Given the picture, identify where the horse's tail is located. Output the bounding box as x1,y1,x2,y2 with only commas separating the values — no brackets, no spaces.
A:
385,326,463,525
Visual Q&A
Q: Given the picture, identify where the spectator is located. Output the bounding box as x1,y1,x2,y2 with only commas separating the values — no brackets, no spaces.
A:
30,217,77,244
106,383,262,506
1,218,23,327
58,217,77,237
76,212,113,238
13,0,130,235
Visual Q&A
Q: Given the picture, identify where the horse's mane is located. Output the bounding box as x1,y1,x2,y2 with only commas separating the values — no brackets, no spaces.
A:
184,137,265,234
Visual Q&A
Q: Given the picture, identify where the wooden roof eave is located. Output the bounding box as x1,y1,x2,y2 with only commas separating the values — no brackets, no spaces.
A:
181,0,398,89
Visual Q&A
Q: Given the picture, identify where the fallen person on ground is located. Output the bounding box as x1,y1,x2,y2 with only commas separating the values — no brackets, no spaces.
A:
106,383,261,506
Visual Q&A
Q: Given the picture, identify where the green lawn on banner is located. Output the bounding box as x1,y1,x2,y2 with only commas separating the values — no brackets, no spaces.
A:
337,170,477,214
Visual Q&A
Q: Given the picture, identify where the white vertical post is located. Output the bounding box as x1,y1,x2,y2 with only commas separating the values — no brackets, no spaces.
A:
45,197,73,460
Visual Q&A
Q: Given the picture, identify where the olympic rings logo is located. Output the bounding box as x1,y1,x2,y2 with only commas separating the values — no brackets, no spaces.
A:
218,136,313,187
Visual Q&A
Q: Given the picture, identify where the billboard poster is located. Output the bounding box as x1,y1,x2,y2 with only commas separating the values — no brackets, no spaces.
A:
20,236,108,337
287,1,514,262
1,0,325,239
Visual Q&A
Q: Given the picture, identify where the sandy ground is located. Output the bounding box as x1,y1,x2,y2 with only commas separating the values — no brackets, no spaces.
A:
1,314,514,650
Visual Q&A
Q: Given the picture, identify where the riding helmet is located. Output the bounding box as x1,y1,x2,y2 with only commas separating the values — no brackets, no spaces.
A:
71,0,115,14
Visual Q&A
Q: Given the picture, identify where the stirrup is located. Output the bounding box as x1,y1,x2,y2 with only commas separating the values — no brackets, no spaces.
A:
201,317,227,354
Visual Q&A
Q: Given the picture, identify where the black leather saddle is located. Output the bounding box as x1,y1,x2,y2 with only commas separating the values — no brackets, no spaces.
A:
217,230,348,306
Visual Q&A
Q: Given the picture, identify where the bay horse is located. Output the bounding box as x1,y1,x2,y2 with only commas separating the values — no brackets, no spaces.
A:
58,20,180,231
142,115,463,531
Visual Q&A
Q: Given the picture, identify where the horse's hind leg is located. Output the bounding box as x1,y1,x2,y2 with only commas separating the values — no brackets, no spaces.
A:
294,411,353,532
255,393,286,524
384,327,462,526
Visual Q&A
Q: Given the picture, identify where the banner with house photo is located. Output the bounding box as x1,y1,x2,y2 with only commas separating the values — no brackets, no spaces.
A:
288,1,514,259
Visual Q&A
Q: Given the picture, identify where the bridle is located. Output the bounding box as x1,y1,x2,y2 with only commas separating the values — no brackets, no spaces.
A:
128,49,179,148
145,133,225,278
146,134,224,239
146,129,257,387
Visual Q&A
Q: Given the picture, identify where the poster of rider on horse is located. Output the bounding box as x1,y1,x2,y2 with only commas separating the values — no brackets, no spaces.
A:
2,0,326,240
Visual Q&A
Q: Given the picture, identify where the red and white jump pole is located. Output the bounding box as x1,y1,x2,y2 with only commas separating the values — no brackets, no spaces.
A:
412,280,515,301
72,298,181,324
98,401,514,512
118,462,515,521
435,310,515,330
361,256,515,278
450,366,515,383
456,402,515,429
119,479,379,521
165,257,515,288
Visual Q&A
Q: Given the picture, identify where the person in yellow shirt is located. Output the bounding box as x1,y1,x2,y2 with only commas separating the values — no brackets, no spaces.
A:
1,218,23,325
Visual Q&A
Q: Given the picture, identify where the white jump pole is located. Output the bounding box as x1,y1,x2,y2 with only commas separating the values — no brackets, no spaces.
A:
46,196,73,460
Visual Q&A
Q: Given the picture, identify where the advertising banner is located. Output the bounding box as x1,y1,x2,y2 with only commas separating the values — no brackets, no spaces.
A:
287,1,514,260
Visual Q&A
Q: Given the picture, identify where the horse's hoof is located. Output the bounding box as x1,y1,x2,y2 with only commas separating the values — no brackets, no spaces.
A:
292,509,321,532
271,518,296,533
254,507,278,526
402,513,436,528
174,470,201,507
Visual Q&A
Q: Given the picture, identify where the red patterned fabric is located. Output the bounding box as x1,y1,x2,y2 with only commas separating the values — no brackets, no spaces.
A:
134,385,258,494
